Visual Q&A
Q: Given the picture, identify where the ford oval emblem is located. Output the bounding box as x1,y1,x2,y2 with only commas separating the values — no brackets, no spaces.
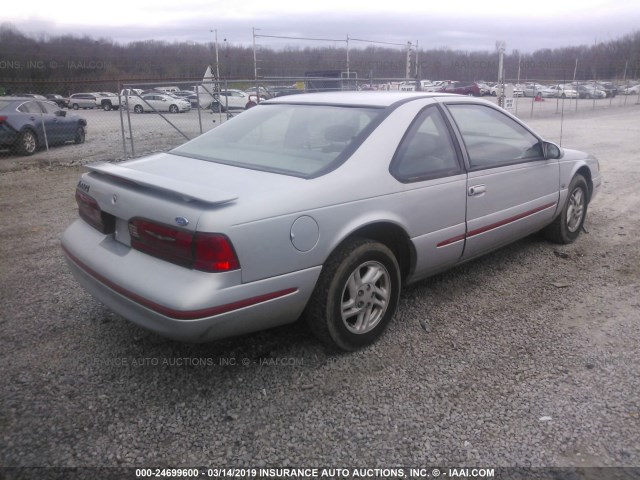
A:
175,216,189,227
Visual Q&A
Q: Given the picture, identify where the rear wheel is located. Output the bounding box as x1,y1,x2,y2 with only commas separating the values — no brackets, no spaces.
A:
134,105,143,114
15,129,37,156
305,238,401,351
103,102,112,111
544,174,588,244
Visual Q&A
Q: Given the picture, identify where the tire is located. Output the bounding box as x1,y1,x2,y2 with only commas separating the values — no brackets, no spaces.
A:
72,103,79,110
585,93,592,99
544,174,589,244
305,238,401,351
103,102,112,111
134,105,143,114
169,104,179,113
15,129,37,156
210,102,224,113
74,126,85,144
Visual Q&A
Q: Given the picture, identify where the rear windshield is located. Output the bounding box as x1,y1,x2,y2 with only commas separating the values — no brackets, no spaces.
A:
171,103,382,177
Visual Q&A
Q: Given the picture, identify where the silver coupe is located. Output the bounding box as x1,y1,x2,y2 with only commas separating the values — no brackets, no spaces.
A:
62,92,601,350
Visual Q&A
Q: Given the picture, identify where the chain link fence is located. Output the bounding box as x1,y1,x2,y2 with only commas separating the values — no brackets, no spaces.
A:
1,74,638,168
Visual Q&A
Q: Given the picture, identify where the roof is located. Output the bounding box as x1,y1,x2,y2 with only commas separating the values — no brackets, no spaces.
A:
263,91,458,108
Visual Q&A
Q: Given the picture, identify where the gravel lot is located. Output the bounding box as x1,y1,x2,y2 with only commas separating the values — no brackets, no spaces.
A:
1,102,639,476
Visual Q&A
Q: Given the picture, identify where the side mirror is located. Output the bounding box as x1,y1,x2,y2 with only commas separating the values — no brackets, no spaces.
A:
543,141,562,159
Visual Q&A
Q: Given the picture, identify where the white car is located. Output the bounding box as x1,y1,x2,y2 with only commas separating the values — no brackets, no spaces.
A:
543,85,578,99
211,90,256,111
127,94,191,113
522,83,547,97
622,84,640,95
490,83,523,97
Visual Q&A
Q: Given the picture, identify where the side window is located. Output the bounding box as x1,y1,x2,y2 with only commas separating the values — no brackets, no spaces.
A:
446,104,543,168
39,101,59,114
391,106,461,182
18,101,41,114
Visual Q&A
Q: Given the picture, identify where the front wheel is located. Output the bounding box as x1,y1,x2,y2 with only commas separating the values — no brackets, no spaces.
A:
133,105,143,114
74,126,85,144
544,174,589,244
103,102,112,111
305,238,401,351
169,104,179,113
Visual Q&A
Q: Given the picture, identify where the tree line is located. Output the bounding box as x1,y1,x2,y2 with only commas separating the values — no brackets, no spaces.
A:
0,23,638,94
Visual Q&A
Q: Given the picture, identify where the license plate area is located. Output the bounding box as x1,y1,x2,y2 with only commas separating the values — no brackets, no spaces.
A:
114,217,132,246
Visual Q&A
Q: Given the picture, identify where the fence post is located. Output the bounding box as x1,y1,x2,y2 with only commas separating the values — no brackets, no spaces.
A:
118,81,128,160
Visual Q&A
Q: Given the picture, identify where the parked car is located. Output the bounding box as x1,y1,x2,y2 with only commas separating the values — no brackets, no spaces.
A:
522,83,547,97
185,94,201,108
0,97,87,155
68,93,98,110
543,85,579,98
269,86,304,97
475,82,491,96
127,93,191,113
13,93,47,100
62,92,601,350
94,92,121,111
621,84,640,95
423,80,453,92
243,86,273,99
210,89,256,111
490,83,522,97
574,84,606,99
45,94,69,108
439,82,482,96
172,90,197,98
596,82,618,98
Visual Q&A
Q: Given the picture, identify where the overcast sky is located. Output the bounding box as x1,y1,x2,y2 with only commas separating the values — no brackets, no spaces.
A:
4,0,639,53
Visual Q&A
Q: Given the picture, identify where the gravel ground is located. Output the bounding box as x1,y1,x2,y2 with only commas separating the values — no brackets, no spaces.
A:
1,103,639,476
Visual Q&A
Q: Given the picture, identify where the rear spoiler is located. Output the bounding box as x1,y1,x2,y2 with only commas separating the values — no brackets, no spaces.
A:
85,162,238,205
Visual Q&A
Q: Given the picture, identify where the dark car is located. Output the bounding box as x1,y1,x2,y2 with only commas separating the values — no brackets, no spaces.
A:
185,94,201,108
597,82,618,98
45,94,69,108
0,97,87,155
439,82,482,96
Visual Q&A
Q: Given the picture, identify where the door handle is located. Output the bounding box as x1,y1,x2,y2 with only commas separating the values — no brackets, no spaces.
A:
468,184,486,196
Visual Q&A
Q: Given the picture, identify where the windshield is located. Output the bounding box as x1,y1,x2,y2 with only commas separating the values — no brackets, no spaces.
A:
171,103,382,177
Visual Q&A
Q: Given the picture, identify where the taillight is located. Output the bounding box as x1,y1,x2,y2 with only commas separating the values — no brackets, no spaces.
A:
75,190,115,234
0,116,7,123
194,233,240,272
128,218,239,272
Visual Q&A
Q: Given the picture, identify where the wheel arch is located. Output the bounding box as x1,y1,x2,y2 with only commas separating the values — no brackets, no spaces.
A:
20,125,39,145
330,221,415,282
575,165,593,201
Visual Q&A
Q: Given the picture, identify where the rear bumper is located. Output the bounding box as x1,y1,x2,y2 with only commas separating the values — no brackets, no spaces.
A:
62,219,321,342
